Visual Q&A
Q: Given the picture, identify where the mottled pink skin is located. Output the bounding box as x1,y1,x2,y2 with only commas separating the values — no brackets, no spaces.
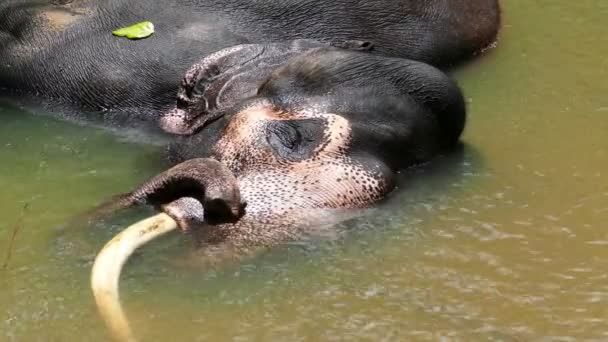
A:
213,100,390,216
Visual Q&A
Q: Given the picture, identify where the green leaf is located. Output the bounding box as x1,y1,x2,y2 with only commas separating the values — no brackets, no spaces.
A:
112,21,155,40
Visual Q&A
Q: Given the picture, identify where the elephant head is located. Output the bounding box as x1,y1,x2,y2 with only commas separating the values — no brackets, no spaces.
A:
119,44,466,251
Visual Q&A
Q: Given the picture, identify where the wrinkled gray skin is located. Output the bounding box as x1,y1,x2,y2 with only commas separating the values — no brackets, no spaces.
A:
158,39,372,135
0,0,501,256
0,0,500,122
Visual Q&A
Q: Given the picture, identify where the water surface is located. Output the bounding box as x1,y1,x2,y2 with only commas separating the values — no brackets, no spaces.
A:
1,1,607,340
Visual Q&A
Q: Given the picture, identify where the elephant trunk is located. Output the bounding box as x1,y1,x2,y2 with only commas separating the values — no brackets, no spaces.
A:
116,158,245,228
91,158,245,340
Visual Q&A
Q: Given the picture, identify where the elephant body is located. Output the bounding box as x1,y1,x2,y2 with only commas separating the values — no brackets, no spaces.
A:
0,0,499,120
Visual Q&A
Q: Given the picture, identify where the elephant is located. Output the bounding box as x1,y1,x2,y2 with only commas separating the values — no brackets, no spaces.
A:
0,0,501,254
101,43,467,256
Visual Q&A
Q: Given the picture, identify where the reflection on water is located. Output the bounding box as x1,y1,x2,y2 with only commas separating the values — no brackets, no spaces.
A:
1,0,608,340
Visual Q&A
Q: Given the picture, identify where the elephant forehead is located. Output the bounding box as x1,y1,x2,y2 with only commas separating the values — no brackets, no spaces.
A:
210,100,355,183
217,101,352,156
228,100,350,134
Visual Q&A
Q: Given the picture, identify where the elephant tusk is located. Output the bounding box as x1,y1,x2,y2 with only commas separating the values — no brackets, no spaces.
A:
91,213,179,342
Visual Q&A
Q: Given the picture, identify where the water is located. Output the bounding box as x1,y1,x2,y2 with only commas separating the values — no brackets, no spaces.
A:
1,1,607,340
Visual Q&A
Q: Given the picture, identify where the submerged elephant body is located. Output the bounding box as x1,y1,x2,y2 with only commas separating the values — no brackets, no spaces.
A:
0,0,501,251
0,0,499,118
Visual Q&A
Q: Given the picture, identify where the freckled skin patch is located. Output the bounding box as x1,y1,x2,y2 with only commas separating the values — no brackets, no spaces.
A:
214,100,389,214
167,98,395,255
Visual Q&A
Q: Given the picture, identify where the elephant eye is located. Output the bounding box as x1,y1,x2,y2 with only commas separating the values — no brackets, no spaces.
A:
267,121,300,150
265,119,324,161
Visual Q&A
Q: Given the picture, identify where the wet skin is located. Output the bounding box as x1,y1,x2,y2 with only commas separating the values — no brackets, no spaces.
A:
0,0,500,251
117,45,466,253
0,0,499,121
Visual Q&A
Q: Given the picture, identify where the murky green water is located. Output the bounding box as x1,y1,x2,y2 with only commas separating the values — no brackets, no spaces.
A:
1,1,607,340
